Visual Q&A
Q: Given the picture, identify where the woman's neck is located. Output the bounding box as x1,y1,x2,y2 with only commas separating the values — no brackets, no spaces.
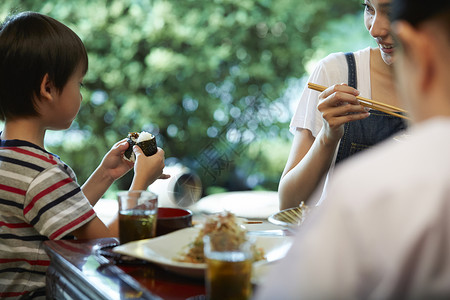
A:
372,48,394,76
370,48,402,108
1,118,46,148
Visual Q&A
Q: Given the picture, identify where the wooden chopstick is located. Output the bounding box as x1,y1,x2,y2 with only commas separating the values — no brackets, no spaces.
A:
246,220,263,224
308,82,407,112
307,82,410,120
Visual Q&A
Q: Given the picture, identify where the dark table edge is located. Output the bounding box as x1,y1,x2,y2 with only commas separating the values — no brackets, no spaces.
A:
44,239,162,300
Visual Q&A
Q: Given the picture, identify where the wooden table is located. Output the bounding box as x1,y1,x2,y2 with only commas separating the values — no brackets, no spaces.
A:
44,238,205,300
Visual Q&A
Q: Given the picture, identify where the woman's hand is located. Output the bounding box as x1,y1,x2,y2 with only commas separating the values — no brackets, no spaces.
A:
317,83,370,145
130,146,168,191
98,139,134,182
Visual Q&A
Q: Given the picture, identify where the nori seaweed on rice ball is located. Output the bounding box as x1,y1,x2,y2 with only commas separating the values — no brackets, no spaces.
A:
123,131,157,162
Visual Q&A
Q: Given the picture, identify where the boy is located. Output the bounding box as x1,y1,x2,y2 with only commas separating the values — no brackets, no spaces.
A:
0,12,166,298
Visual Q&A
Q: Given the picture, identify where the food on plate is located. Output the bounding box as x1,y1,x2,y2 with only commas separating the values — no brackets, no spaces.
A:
174,211,265,263
124,131,157,162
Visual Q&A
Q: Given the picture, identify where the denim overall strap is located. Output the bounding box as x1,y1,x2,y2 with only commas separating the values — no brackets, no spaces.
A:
345,52,357,89
335,53,407,164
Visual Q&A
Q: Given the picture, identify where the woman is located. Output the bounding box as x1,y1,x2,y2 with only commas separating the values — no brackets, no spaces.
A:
278,0,407,209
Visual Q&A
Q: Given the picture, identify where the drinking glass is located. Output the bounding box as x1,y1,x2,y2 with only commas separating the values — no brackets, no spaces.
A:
203,232,253,300
118,190,158,244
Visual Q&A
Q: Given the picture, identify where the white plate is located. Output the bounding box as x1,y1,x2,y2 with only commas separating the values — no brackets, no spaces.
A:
113,227,292,278
191,191,279,219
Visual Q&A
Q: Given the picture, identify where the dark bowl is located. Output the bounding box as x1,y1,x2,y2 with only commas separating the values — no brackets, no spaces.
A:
156,207,193,236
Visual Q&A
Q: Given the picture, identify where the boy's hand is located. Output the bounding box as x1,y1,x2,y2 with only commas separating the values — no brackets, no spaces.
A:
130,146,169,190
82,139,135,206
99,139,134,181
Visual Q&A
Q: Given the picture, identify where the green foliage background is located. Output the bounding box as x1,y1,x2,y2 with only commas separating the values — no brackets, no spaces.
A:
1,0,370,195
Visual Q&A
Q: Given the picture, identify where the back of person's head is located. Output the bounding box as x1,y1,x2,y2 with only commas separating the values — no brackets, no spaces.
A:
0,11,88,121
390,0,450,122
391,0,450,34
390,0,450,72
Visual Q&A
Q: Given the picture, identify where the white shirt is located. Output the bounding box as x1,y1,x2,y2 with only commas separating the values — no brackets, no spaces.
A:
256,118,450,300
290,47,372,205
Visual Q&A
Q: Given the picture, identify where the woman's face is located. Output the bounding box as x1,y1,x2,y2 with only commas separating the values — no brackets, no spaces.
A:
364,0,395,65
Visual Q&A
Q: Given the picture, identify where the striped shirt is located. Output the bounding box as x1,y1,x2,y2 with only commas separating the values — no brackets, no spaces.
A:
0,138,95,299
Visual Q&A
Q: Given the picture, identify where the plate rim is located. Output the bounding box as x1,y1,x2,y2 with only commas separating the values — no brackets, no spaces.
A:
113,226,292,278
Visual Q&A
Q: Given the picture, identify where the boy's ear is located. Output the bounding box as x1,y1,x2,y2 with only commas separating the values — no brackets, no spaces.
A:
39,73,54,101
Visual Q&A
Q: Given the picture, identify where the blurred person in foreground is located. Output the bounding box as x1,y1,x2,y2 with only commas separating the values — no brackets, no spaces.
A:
256,0,450,298
0,12,167,298
279,0,408,210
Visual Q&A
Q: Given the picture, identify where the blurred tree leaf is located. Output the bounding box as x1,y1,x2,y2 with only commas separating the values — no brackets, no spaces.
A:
1,0,364,193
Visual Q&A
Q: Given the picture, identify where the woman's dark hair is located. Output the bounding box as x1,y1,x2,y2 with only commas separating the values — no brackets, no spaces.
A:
0,11,88,121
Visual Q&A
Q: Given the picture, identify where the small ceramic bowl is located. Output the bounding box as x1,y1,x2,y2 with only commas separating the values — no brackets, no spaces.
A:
156,207,193,236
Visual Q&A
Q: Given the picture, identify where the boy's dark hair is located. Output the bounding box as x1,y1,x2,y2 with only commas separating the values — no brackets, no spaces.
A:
0,11,88,121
